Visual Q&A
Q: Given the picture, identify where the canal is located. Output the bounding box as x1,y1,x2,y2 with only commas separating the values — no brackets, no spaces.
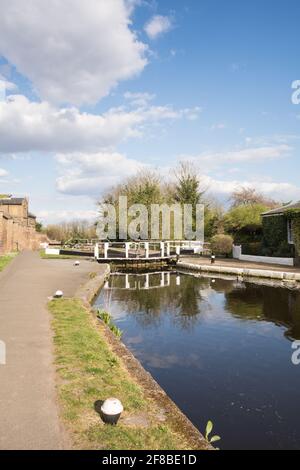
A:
95,271,300,450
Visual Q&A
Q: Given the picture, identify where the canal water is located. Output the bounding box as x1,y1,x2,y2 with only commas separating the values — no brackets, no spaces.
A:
95,271,300,450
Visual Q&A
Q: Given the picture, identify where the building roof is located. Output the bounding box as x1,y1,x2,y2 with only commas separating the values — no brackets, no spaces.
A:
262,201,300,217
0,197,26,206
28,212,36,219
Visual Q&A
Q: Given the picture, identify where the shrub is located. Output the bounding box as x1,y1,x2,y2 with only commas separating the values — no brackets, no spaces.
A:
242,242,263,256
211,234,233,256
273,241,294,258
224,204,268,233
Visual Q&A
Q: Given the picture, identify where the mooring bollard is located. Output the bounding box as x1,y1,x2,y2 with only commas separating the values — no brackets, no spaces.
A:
54,290,63,299
100,398,123,425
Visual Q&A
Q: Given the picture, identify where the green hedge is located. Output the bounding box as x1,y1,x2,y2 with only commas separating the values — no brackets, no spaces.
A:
284,210,300,257
261,216,294,258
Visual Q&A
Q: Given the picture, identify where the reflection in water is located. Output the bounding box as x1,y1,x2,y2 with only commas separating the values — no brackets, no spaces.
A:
95,272,300,450
225,284,300,340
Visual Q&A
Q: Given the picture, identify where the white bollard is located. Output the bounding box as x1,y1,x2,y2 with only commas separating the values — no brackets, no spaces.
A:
100,398,123,425
145,242,149,259
54,290,63,299
104,243,109,259
94,243,99,260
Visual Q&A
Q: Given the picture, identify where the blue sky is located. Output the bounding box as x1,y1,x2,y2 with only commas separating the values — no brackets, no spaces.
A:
0,0,299,223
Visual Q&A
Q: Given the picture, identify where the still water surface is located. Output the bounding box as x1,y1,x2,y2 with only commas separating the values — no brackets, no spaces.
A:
95,271,300,450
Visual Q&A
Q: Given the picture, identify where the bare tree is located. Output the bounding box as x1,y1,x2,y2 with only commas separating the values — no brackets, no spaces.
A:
45,220,97,242
229,186,278,209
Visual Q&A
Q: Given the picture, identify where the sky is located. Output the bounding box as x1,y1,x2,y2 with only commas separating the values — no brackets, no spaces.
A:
0,0,300,224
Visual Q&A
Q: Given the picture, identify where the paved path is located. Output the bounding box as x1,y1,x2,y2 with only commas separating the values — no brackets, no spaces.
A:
181,256,300,273
0,251,106,450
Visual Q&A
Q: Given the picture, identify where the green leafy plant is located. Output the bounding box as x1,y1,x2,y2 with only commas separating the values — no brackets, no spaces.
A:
97,310,112,325
205,420,221,447
97,310,123,339
110,324,123,339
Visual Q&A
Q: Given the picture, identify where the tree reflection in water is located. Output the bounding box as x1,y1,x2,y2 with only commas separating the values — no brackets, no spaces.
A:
225,283,300,340
102,272,300,339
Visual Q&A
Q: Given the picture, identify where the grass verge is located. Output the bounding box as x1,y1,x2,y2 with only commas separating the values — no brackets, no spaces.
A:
49,298,192,450
0,253,17,272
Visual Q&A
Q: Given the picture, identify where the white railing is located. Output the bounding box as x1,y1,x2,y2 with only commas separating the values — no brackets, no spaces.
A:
104,272,177,290
94,240,210,260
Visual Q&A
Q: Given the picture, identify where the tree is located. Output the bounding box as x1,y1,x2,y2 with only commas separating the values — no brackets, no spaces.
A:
204,203,224,239
173,161,206,206
35,222,43,233
99,163,211,241
100,169,163,240
224,203,268,232
230,187,278,209
45,220,97,243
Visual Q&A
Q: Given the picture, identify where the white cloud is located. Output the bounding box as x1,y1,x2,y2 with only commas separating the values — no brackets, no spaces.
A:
206,145,291,163
181,145,292,171
37,209,98,224
0,168,8,177
124,91,155,107
55,150,300,203
0,0,147,105
56,151,146,196
203,175,300,202
0,75,17,98
210,123,226,130
145,15,173,40
0,94,199,154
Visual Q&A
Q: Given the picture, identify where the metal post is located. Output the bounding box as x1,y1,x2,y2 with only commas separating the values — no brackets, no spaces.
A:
160,242,164,258
104,242,109,259
94,243,99,259
160,272,164,287
145,242,149,259
166,242,170,256
125,243,130,259
145,273,149,289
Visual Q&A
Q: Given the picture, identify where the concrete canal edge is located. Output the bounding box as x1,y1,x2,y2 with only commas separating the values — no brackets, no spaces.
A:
74,264,212,451
177,261,300,288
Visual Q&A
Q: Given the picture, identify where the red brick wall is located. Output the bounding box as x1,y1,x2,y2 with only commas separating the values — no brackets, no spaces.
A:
0,211,46,255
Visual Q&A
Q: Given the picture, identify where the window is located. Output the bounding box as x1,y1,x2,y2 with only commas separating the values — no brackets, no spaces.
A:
288,219,294,244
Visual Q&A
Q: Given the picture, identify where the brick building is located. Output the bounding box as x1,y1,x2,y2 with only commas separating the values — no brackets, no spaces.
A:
0,195,46,254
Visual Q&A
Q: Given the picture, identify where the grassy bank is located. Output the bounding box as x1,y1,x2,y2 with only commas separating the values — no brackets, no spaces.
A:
0,253,17,272
49,298,193,450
